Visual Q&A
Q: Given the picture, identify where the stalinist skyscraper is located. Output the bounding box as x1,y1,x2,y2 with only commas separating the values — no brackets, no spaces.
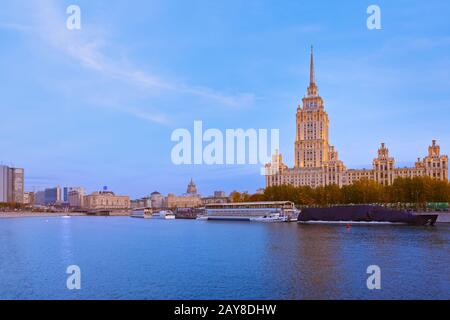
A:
265,48,448,188
295,47,330,169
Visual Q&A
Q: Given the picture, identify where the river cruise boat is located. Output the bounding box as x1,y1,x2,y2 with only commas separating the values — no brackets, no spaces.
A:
175,208,204,219
199,201,299,222
151,210,176,220
130,208,151,219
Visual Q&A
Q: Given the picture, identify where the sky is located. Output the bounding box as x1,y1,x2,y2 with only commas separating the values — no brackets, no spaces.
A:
0,0,449,198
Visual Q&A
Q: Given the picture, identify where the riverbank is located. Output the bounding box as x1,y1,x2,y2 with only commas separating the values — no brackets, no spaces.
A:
1,211,449,222
0,211,130,218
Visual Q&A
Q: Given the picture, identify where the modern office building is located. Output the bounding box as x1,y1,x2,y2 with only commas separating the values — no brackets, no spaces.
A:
35,190,46,205
63,187,69,203
44,186,62,205
10,168,24,203
0,166,7,203
265,48,448,188
202,190,229,205
0,165,24,203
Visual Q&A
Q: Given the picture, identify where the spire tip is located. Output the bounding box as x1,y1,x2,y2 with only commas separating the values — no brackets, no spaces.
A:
309,46,315,85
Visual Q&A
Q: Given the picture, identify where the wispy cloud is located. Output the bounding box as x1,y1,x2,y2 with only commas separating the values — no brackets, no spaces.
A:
9,0,254,123
0,22,31,32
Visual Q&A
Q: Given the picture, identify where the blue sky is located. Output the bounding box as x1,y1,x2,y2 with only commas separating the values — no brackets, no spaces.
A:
0,0,449,198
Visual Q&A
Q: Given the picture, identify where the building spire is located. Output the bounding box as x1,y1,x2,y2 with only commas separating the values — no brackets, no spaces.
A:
306,45,318,97
310,45,315,85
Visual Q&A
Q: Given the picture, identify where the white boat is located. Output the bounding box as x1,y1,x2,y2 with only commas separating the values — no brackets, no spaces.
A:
152,210,176,220
250,213,288,222
202,201,299,222
130,208,151,219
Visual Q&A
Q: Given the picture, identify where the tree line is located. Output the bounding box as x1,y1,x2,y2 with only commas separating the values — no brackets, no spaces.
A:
0,202,24,211
231,177,450,207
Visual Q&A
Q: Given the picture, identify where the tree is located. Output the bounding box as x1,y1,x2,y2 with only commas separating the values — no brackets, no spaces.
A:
257,177,450,206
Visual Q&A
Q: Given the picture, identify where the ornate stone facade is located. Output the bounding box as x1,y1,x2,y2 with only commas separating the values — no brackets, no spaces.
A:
164,193,202,209
163,179,202,209
265,48,448,188
186,178,198,195
84,191,130,210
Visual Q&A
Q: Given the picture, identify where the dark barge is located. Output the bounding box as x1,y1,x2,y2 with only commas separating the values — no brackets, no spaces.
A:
298,205,438,226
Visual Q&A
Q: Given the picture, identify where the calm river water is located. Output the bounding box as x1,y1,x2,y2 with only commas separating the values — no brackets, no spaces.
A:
0,217,448,299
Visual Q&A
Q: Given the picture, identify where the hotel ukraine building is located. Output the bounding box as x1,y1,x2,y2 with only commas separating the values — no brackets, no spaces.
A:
265,49,448,188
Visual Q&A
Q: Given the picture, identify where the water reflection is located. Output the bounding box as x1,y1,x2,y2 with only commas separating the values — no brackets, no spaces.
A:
59,217,74,267
0,217,448,299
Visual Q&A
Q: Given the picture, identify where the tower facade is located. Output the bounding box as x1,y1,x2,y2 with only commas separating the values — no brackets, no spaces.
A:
186,178,198,195
295,47,330,168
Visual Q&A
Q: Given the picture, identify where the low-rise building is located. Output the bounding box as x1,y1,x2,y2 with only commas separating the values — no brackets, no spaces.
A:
84,191,130,211
255,188,265,195
130,196,151,209
23,192,35,205
201,196,229,205
150,191,164,209
202,191,230,205
164,193,202,209
164,179,203,209
214,191,226,197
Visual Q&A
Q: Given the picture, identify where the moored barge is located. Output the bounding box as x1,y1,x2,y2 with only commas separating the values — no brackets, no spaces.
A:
298,205,438,226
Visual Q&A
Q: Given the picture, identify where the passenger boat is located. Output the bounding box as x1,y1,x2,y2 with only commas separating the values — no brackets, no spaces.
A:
175,208,204,219
200,201,299,222
130,208,151,219
152,210,176,220
250,213,288,222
